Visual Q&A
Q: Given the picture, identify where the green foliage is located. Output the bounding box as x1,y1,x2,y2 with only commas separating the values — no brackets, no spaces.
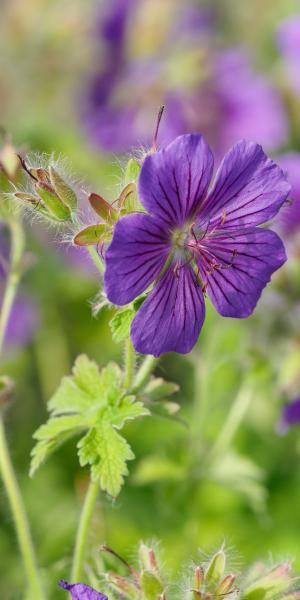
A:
30,355,149,496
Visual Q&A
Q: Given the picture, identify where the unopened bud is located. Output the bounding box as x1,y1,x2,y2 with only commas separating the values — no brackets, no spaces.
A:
217,574,236,595
49,166,77,210
88,193,117,224
205,551,226,587
35,182,71,221
140,570,164,600
0,142,20,181
194,566,204,591
106,572,139,600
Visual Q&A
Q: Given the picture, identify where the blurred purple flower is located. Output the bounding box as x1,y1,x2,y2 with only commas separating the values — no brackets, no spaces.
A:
277,397,300,434
277,153,300,235
216,49,288,155
277,14,300,94
82,1,287,154
105,134,289,356
59,579,108,600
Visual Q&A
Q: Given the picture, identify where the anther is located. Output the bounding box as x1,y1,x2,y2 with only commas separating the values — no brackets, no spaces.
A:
152,105,165,152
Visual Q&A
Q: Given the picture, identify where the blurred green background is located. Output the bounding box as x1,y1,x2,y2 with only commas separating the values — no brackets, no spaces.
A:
1,1,300,598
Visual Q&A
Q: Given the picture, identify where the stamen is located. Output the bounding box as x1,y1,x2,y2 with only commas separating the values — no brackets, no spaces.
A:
152,105,165,152
17,154,38,181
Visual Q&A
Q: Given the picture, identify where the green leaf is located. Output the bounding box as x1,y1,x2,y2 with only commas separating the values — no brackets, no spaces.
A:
48,355,122,415
30,354,148,496
78,422,134,497
105,394,150,428
109,308,135,343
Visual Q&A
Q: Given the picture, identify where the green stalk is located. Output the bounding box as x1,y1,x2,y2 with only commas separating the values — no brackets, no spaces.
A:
123,337,135,390
0,218,45,599
71,480,99,581
87,246,105,275
132,355,158,394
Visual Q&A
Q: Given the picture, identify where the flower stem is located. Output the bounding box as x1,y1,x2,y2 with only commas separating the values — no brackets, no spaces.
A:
132,355,158,394
87,246,105,275
0,218,45,599
0,419,45,598
71,480,99,581
123,337,135,390
0,219,24,353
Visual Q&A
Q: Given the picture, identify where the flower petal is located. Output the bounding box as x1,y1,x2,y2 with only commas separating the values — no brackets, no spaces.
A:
277,397,300,434
200,227,286,317
104,213,170,305
131,264,205,356
59,580,108,600
201,140,290,227
138,134,214,227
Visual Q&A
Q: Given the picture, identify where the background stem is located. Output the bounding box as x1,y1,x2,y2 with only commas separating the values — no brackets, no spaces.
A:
71,480,99,581
0,218,45,599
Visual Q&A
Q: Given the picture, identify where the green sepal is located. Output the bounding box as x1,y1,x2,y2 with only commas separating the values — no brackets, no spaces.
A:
88,192,118,224
35,182,71,221
49,166,77,210
124,158,141,184
205,550,226,588
140,571,164,600
73,223,111,246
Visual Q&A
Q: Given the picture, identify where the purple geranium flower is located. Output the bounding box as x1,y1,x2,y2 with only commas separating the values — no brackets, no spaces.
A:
59,579,108,600
277,14,300,95
277,153,300,236
277,397,300,434
105,134,289,357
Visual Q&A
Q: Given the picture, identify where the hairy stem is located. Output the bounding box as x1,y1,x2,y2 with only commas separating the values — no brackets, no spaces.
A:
87,246,105,275
132,355,158,394
123,337,135,390
0,218,45,599
71,480,99,581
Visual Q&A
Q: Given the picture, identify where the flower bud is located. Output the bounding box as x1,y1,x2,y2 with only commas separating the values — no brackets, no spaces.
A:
88,193,117,224
35,181,71,221
205,551,226,588
243,562,293,600
105,572,139,600
217,574,236,595
140,570,164,600
49,166,77,210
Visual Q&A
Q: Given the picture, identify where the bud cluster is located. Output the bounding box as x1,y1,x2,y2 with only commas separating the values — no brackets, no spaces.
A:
73,157,142,250
99,545,299,600
13,156,78,223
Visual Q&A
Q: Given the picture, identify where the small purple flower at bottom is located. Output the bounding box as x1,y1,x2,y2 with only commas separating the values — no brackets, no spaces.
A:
59,579,108,600
277,398,300,435
105,134,290,357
